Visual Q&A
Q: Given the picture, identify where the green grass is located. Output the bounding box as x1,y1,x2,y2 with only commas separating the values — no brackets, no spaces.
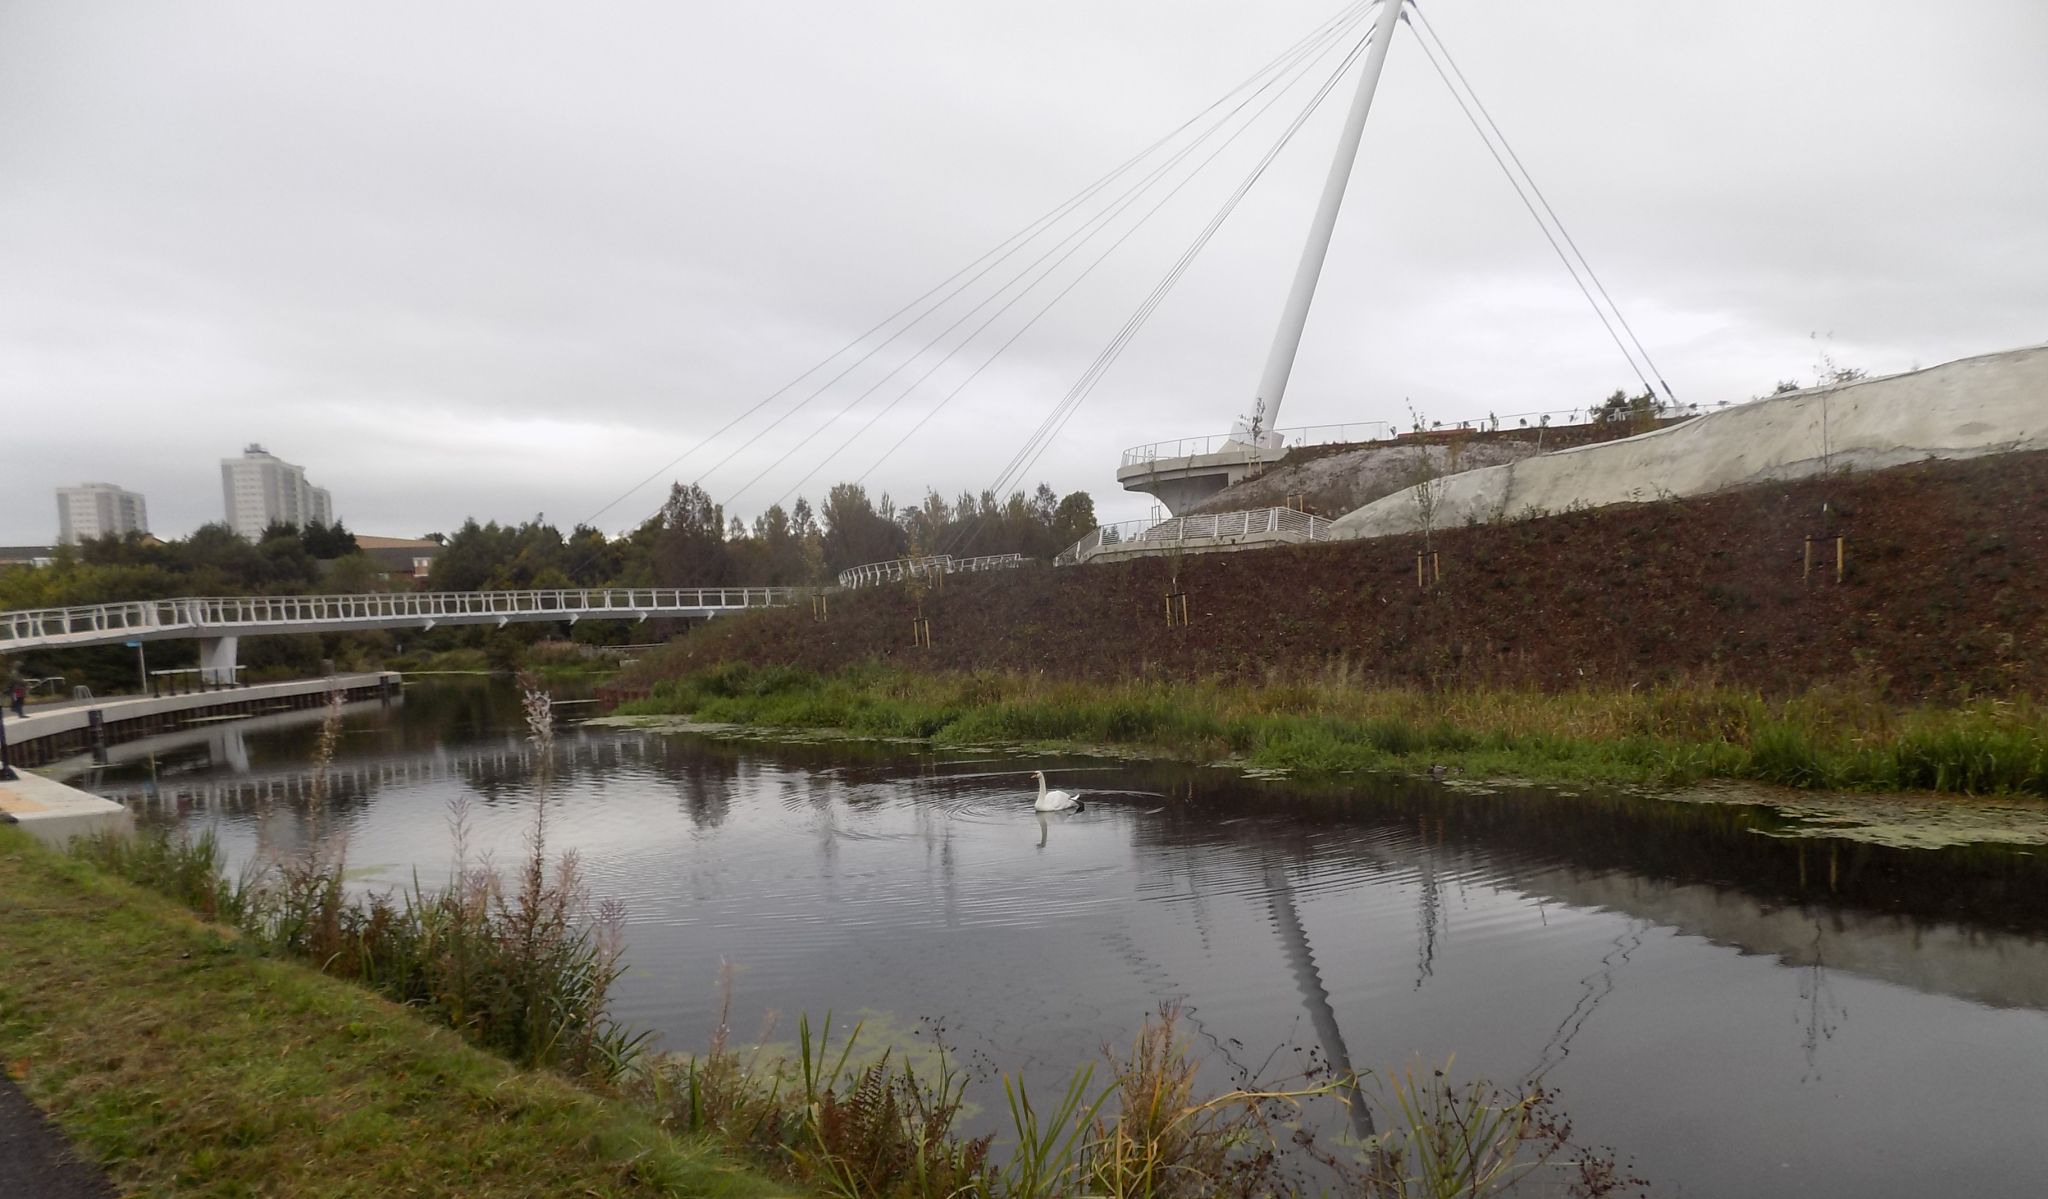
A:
389,646,494,673
0,826,793,1199
616,664,2048,797
385,647,616,683
532,660,621,683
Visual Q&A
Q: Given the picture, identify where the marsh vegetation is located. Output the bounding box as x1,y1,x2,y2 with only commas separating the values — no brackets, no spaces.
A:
616,663,2048,797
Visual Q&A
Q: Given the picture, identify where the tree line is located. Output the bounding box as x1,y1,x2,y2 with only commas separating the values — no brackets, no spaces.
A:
431,481,1095,591
0,484,1094,691
0,521,362,612
3,480,1094,608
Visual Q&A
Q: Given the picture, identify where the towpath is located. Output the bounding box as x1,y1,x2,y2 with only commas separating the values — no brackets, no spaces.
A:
0,1076,115,1198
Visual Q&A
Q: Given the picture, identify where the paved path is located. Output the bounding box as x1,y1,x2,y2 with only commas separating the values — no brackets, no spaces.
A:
0,1076,114,1198
5,673,398,754
0,770,131,847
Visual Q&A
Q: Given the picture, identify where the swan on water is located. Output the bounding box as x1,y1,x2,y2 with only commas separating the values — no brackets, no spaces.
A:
1030,770,1084,813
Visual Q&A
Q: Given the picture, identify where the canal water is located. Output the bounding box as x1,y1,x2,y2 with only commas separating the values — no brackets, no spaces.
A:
70,681,2048,1197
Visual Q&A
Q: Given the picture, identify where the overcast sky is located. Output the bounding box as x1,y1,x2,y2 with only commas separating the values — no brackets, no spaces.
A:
3,0,2043,545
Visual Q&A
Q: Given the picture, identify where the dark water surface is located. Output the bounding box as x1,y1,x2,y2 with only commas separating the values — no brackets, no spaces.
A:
73,681,2048,1197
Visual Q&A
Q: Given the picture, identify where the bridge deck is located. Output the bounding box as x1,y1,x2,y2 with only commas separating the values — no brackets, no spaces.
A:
0,588,803,653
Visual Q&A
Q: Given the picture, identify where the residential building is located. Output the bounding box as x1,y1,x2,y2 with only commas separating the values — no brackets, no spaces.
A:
220,445,334,540
355,535,442,584
0,546,56,571
56,483,149,545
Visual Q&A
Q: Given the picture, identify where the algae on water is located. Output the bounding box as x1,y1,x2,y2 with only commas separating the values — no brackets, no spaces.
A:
1662,781,2048,850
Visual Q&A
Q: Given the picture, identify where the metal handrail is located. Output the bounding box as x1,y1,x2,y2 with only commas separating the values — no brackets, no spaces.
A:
0,587,807,648
837,553,1026,590
1117,404,1715,468
1120,422,1394,467
1055,508,1332,566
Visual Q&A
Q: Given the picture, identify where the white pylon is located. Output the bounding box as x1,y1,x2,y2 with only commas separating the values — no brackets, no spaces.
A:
1249,0,1406,440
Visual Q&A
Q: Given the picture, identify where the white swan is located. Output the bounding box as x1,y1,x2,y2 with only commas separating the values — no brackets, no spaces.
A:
1030,770,1084,813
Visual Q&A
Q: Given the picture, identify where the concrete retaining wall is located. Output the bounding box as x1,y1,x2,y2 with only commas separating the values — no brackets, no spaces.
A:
4,673,401,767
1329,343,2048,540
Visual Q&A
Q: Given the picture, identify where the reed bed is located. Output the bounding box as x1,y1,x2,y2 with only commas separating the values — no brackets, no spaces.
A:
620,663,2048,796
637,987,1642,1199
77,677,644,1082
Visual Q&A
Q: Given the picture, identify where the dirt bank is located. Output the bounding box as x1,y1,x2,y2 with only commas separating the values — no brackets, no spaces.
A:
641,451,2048,701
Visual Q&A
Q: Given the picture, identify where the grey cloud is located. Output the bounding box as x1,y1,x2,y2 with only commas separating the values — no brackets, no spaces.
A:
2,0,2042,543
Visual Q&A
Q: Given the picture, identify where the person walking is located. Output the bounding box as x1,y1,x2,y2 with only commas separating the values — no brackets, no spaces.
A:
10,681,24,718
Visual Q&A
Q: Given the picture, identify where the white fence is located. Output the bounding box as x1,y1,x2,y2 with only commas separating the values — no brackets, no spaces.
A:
0,588,804,651
1055,508,1332,566
1120,423,1394,468
1118,404,1714,470
837,553,1027,590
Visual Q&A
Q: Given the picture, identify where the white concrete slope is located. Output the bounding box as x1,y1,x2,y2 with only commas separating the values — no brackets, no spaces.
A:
1329,343,2048,540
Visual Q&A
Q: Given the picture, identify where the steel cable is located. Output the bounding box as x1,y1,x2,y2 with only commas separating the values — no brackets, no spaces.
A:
1409,4,1673,402
945,24,1383,554
757,8,1382,513
576,0,1380,541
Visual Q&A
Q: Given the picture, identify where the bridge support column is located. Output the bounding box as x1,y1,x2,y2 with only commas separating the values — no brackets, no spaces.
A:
198,636,240,688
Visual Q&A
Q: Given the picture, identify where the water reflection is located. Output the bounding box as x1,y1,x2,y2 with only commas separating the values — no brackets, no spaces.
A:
1522,920,1646,1084
79,682,2048,1199
1263,857,1374,1140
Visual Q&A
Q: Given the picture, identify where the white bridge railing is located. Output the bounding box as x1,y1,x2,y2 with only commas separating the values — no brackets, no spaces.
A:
1055,508,1332,566
1120,422,1395,468
838,553,1027,590
0,588,804,650
1117,404,1687,470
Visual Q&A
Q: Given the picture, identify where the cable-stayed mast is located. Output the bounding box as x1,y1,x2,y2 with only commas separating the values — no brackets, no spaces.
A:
1248,0,1406,442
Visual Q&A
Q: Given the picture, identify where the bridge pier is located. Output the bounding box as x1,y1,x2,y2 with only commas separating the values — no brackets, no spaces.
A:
198,636,240,686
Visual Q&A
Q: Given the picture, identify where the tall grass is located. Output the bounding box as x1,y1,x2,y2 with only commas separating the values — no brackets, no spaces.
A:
618,664,2048,797
640,987,1638,1198
70,824,251,925
78,678,646,1082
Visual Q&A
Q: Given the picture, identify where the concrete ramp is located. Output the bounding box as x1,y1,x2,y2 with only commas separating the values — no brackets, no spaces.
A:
0,772,131,849
1329,343,2048,540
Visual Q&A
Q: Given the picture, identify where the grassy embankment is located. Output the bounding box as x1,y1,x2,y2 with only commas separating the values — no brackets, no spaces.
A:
614,663,2048,797
0,825,790,1199
5,822,1618,1199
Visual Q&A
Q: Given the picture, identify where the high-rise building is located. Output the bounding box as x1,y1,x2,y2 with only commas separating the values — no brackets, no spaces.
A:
56,483,149,545
220,445,335,540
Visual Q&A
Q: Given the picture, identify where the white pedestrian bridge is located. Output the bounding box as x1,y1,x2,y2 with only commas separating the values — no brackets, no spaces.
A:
0,588,803,682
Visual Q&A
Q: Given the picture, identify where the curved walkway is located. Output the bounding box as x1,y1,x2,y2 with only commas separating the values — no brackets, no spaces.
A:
0,1077,114,1199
